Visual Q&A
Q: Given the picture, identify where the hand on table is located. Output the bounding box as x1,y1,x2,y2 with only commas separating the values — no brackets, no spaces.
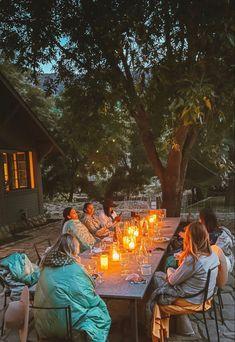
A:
96,227,109,238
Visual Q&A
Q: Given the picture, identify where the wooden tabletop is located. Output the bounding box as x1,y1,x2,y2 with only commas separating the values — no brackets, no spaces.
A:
81,217,180,300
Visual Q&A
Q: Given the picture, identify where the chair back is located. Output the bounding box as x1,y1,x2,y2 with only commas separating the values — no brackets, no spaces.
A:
4,286,30,342
184,264,218,306
33,239,52,263
202,265,218,311
31,305,72,341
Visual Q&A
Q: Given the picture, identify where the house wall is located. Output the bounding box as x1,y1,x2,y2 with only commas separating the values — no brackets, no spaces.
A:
0,151,43,226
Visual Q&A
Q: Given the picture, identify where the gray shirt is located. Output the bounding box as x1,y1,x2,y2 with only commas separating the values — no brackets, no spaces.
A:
167,252,219,304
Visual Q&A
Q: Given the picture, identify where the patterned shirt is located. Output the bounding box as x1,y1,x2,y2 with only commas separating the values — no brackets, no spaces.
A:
62,219,98,252
80,213,103,235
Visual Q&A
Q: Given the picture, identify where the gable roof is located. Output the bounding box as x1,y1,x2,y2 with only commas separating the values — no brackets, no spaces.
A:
0,70,63,158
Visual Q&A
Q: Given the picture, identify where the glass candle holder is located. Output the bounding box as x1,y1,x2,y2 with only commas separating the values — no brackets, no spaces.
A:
100,254,108,270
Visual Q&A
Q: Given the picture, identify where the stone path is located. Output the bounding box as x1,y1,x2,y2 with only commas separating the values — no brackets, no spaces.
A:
0,221,234,342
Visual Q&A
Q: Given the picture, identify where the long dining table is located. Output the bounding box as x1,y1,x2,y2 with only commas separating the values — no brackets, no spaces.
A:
80,217,181,342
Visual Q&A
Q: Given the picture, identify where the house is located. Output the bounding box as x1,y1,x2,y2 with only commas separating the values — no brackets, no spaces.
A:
0,70,62,230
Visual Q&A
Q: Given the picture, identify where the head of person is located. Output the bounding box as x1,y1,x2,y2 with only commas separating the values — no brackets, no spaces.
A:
83,202,94,216
41,233,80,267
199,207,218,233
62,207,78,226
179,221,211,265
103,198,116,217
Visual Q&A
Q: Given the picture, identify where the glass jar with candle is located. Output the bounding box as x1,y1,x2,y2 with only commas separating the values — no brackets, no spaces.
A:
100,254,108,270
111,243,120,261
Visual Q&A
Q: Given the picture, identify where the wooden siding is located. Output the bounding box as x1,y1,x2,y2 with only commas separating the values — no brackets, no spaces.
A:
1,189,42,225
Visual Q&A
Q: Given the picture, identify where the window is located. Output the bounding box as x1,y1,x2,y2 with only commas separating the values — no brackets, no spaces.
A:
2,151,35,192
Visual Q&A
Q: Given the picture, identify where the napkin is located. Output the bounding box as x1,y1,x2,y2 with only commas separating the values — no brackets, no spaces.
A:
125,273,146,284
102,236,113,243
92,247,103,254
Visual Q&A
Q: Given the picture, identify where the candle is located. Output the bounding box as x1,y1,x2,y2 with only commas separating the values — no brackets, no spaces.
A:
128,238,135,250
133,228,139,237
128,226,135,235
123,236,130,249
100,254,108,270
112,249,120,261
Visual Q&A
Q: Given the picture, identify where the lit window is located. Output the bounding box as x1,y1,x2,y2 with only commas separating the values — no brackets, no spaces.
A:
3,153,9,191
2,151,35,191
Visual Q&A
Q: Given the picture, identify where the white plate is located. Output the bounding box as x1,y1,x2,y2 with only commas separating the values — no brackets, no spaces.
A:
153,237,170,243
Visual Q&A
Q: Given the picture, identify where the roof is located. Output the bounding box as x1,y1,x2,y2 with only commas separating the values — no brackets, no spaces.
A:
0,69,64,157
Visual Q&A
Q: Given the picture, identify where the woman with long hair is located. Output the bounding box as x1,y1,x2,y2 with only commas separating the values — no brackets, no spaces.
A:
34,234,111,341
148,222,219,341
199,207,235,272
62,207,99,252
98,198,121,229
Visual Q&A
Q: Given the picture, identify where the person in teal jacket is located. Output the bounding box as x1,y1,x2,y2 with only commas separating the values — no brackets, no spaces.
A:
62,207,100,252
34,233,111,341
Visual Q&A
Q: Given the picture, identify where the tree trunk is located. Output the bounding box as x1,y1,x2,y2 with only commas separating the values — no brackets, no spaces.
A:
161,171,184,217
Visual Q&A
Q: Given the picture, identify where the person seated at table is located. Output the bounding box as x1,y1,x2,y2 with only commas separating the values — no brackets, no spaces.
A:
147,222,219,341
99,198,121,229
62,207,99,252
167,207,234,273
199,207,235,272
80,202,110,238
34,233,111,342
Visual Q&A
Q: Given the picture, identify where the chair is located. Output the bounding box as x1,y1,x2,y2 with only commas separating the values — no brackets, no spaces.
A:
155,265,220,342
33,239,52,263
30,305,73,341
0,275,11,336
216,288,224,325
3,286,29,342
0,250,26,336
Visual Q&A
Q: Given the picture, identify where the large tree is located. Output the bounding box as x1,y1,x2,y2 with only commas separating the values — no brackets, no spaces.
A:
0,0,234,215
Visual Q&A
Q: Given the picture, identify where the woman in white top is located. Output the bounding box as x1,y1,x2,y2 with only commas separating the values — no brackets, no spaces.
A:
148,222,219,341
98,199,121,229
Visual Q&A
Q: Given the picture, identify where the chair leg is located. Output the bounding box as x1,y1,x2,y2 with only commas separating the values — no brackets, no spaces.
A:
202,311,210,342
1,308,6,337
218,289,224,308
217,292,224,325
212,301,220,342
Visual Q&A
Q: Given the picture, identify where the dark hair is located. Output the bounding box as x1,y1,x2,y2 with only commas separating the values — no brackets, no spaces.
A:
62,207,73,226
199,208,219,233
103,205,113,217
83,202,92,213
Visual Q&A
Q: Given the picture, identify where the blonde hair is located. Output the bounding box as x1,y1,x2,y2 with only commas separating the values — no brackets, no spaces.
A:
179,221,212,265
41,233,80,267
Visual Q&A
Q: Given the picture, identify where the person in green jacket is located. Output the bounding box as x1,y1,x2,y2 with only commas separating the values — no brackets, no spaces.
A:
34,233,111,341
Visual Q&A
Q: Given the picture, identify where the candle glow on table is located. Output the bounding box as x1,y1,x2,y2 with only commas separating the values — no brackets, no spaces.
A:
100,254,108,270
123,236,130,249
112,249,120,261
128,237,136,250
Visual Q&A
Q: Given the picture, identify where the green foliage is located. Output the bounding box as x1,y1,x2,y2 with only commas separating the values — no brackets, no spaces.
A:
1,1,234,210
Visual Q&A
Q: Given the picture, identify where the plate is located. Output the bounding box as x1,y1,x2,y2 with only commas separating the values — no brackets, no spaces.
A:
153,237,170,243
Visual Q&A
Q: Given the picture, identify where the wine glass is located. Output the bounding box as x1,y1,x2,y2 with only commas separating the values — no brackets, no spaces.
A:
87,259,98,275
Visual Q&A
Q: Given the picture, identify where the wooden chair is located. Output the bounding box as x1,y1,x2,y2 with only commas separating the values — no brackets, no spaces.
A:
33,239,52,263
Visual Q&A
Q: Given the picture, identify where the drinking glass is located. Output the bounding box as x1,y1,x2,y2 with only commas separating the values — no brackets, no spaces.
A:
120,253,129,277
87,259,98,275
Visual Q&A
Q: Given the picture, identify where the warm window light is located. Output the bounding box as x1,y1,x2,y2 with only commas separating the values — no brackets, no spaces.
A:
29,151,35,188
3,153,9,191
12,154,19,189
